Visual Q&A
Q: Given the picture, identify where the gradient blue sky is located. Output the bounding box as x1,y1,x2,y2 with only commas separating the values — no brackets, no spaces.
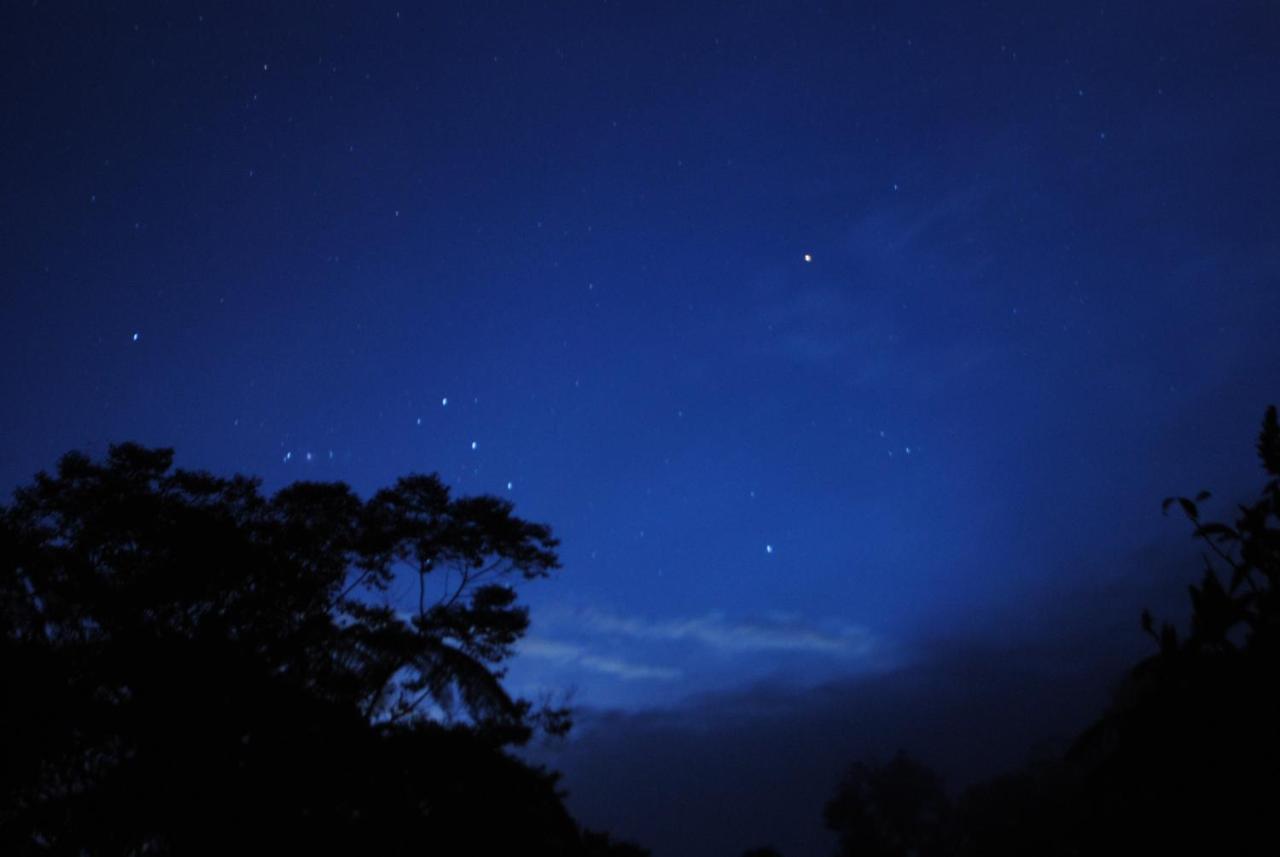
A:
3,2,1278,854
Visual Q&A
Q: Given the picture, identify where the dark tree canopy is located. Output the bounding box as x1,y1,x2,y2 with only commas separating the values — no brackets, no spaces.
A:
823,751,949,857
0,444,582,854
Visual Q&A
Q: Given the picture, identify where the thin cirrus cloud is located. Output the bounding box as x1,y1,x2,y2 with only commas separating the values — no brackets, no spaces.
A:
577,608,885,658
532,608,890,660
520,637,683,682
514,608,897,710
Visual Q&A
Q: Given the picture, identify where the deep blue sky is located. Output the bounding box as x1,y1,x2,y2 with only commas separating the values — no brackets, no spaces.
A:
3,2,1278,855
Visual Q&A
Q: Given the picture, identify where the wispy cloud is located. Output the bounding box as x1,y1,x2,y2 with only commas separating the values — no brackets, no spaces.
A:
723,181,1009,378
516,607,898,711
520,637,683,681
576,608,885,659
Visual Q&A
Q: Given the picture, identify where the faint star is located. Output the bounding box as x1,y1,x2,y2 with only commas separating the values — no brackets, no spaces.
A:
766,544,774,554
506,481,513,490
283,451,292,463
470,441,477,450
305,452,313,462
803,253,812,263
131,332,139,342
441,397,448,406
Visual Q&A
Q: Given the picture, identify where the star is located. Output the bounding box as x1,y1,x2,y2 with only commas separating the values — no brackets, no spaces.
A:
766,544,774,554
803,253,812,263
131,332,140,342
470,441,478,450
441,397,448,406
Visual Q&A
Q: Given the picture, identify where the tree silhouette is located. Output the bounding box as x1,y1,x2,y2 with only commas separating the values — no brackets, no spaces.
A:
823,750,950,857
0,444,582,854
580,829,652,856
827,407,1280,856
1061,404,1280,853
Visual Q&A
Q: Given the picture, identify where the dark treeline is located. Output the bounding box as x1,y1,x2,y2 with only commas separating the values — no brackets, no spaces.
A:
4,408,1279,855
0,445,646,855
783,407,1280,857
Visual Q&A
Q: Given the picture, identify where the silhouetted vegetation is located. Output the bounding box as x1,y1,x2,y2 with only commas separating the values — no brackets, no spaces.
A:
0,444,605,854
824,406,1280,856
8,408,1280,856
581,829,653,857
824,751,948,857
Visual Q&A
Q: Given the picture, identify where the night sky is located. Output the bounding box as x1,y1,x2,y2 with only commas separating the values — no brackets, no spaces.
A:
3,2,1279,855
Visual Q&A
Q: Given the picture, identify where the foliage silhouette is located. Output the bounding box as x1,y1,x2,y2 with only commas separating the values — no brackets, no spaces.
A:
823,750,949,857
0,444,590,854
823,406,1280,856
580,829,652,857
1059,403,1280,853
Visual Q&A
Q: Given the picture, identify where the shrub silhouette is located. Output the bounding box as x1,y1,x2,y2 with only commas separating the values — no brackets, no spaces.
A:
581,829,652,856
827,406,1280,856
823,750,949,857
1061,404,1280,853
0,444,584,854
